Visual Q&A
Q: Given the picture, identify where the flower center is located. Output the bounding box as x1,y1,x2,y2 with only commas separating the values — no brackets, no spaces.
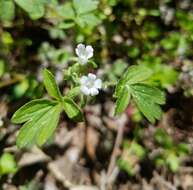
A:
86,80,95,89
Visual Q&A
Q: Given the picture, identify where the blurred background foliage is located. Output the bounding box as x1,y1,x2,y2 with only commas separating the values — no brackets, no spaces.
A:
1,0,193,99
0,0,193,188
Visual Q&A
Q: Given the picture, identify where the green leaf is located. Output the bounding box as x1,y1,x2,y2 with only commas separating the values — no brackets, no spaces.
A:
0,0,15,22
13,79,29,99
177,143,190,155
154,128,173,148
11,99,56,124
77,13,101,28
16,101,62,148
58,2,75,19
66,87,80,99
115,85,131,115
121,65,152,84
15,0,47,19
129,141,146,159
130,84,165,123
118,141,145,176
115,65,152,97
58,21,75,29
131,84,165,104
73,0,98,15
43,69,62,101
0,153,17,175
166,153,179,172
114,65,165,122
140,56,179,88
0,60,6,77
63,97,83,122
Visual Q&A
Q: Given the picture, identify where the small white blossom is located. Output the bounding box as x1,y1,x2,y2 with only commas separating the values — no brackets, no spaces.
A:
75,44,94,65
80,73,102,96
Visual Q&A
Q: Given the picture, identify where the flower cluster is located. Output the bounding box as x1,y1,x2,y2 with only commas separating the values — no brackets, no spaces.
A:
75,44,102,96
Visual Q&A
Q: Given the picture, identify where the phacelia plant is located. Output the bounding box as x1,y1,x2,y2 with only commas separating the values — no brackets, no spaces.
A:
11,44,165,148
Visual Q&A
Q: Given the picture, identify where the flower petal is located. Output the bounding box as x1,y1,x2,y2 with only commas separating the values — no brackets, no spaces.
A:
81,86,90,95
85,45,94,59
80,76,88,85
90,88,99,96
94,79,102,89
88,73,96,80
75,43,85,57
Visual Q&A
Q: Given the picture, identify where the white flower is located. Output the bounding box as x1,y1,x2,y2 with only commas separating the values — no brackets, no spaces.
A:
75,44,94,65
80,73,102,96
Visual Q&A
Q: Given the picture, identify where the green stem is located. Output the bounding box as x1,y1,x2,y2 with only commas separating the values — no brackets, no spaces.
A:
103,81,117,88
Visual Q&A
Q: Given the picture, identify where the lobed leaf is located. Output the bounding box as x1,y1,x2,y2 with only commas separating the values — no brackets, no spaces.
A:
73,0,98,15
16,103,62,148
115,65,152,97
43,69,62,101
11,99,56,124
115,85,131,115
63,97,83,122
58,2,75,19
0,0,15,22
15,0,47,20
114,67,165,123
130,84,165,123
130,84,165,105
66,87,80,99
77,13,101,28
